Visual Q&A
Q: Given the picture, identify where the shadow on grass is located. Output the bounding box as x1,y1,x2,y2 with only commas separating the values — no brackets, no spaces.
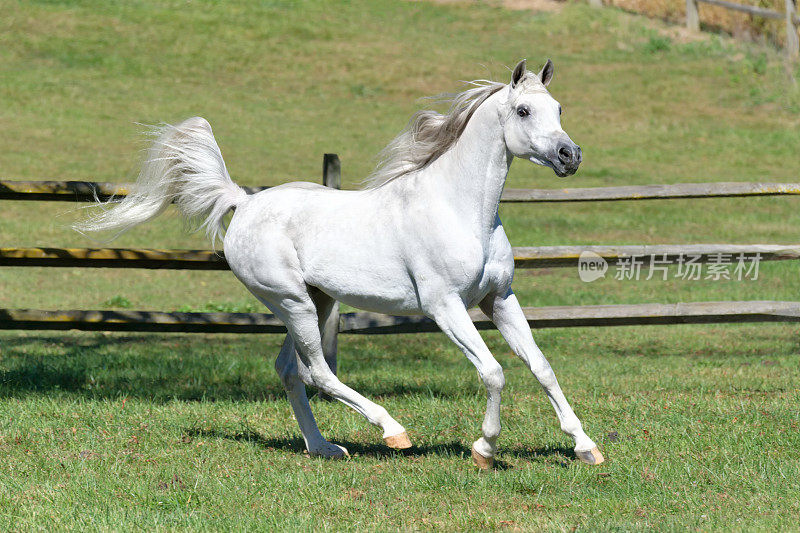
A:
4,328,799,403
0,333,280,401
0,333,468,402
184,426,575,468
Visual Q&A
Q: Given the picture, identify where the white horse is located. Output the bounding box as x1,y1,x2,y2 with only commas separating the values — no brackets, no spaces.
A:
75,59,603,468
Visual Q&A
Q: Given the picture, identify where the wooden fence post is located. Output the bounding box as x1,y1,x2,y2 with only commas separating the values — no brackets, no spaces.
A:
787,0,799,58
319,153,341,400
323,153,341,190
687,0,700,31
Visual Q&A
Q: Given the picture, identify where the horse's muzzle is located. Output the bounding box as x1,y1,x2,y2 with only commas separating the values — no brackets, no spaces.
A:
553,141,581,177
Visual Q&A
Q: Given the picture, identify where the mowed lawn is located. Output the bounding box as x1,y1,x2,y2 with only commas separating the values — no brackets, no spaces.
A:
1,0,800,530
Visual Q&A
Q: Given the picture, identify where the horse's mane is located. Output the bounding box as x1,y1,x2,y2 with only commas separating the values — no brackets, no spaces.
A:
363,79,507,189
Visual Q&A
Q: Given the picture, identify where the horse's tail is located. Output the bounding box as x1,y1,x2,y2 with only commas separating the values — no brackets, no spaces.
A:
73,117,247,247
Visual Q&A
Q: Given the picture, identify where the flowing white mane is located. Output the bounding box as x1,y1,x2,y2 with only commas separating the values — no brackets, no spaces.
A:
363,79,507,189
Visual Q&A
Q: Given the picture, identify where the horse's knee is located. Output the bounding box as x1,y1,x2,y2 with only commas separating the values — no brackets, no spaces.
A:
481,362,505,393
538,370,557,390
297,365,315,387
287,354,315,388
279,350,322,389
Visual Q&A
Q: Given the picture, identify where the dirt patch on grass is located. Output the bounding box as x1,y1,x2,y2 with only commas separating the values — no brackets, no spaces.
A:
653,22,709,43
419,0,565,13
497,0,565,11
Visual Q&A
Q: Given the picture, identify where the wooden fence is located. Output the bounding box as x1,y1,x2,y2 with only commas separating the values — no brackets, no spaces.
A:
690,0,799,57
2,155,800,335
687,0,799,58
588,0,799,57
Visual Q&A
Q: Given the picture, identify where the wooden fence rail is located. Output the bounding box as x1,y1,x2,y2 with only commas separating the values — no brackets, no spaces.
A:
3,180,800,203
2,244,799,269
500,182,800,202
2,158,799,335
693,0,799,22
2,301,799,334
0,180,268,203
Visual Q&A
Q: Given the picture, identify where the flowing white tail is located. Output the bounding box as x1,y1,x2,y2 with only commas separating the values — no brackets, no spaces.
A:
73,117,247,245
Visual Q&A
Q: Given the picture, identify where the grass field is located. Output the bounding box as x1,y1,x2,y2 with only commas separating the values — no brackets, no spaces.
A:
1,0,800,530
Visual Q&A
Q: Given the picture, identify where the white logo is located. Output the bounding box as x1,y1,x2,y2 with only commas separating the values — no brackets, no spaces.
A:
578,251,608,282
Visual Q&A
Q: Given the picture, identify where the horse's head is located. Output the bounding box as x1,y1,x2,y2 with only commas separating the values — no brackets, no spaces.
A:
502,59,581,177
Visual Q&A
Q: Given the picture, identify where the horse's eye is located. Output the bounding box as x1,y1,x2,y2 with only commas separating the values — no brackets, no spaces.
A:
558,105,562,116
517,106,530,118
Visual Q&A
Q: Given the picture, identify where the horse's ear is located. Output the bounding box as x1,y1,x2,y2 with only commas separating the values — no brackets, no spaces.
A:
538,59,554,87
511,59,527,88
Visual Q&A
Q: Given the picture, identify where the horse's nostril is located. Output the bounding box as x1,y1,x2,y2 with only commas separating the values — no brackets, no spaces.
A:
558,146,573,163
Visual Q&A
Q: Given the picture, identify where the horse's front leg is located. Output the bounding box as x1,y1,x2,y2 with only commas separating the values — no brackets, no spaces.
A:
431,297,506,469
480,290,604,465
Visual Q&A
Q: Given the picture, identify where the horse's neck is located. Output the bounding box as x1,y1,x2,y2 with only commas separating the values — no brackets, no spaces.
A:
425,90,511,235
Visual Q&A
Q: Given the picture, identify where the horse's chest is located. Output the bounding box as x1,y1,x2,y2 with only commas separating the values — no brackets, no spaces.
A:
462,255,511,305
481,255,513,288
423,223,513,298
436,241,512,307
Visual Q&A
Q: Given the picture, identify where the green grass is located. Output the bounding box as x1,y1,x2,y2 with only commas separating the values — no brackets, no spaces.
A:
2,327,799,530
1,0,800,530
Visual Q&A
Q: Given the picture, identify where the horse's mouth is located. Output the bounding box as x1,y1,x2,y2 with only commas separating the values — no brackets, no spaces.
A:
554,165,578,178
529,154,579,177
551,160,579,178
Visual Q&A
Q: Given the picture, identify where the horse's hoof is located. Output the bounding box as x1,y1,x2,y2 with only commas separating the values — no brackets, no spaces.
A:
575,447,604,465
471,445,494,470
384,431,412,450
308,442,349,459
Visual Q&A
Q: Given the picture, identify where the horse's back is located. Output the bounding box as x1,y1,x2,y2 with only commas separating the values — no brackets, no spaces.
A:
223,182,421,313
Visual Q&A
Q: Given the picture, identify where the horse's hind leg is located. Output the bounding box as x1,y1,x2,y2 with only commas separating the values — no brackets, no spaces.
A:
274,334,347,458
261,284,411,450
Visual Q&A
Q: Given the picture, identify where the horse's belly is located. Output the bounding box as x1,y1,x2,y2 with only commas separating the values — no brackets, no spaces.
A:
337,291,422,316
305,263,422,315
